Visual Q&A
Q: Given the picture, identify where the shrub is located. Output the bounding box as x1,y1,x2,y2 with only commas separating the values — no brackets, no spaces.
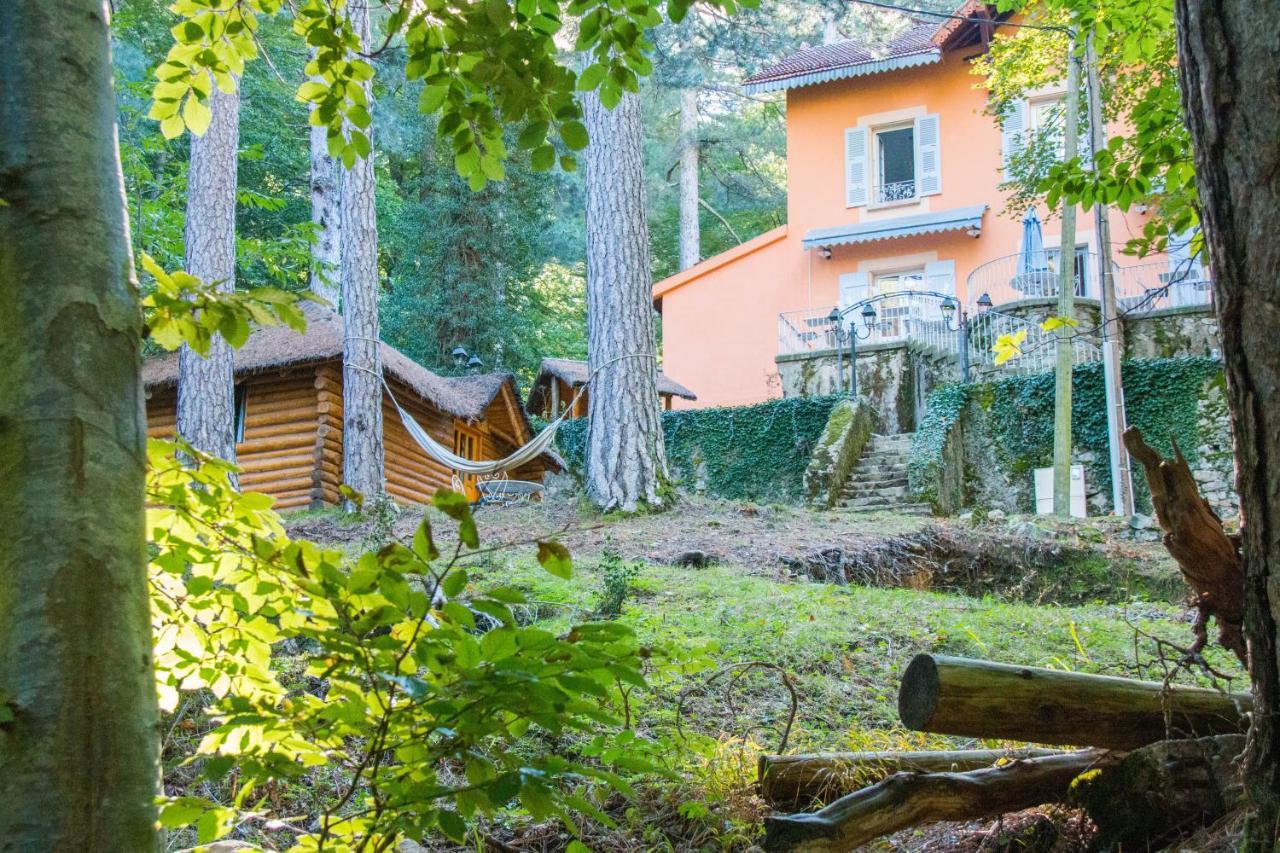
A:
596,547,640,618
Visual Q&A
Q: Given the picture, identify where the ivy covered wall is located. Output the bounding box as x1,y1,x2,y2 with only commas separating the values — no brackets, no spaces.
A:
556,395,842,503
909,357,1236,516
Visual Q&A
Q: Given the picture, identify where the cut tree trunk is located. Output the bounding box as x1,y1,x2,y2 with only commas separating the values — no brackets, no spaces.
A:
178,79,240,472
762,749,1116,852
898,654,1250,750
758,748,1060,808
0,1,157,847
1124,426,1246,664
309,61,342,308
1174,3,1280,843
582,89,668,512
340,0,384,503
677,88,700,271
1072,734,1246,850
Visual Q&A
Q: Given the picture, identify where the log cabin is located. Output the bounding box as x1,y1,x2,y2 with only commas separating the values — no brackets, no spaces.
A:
525,357,697,420
144,306,558,510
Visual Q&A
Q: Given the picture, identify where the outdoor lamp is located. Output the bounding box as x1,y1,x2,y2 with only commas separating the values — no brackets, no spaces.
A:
860,303,877,329
452,346,468,367
941,297,957,319
827,306,842,326
976,292,994,309
466,354,484,372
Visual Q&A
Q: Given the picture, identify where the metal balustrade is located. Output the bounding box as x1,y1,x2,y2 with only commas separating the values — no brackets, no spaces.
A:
965,307,1101,376
874,180,918,204
1113,260,1213,314
965,250,1098,308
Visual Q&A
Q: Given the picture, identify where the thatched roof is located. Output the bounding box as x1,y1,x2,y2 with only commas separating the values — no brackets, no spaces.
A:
526,357,697,412
143,305,521,424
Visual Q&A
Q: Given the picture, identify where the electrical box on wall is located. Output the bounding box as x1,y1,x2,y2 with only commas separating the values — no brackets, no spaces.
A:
1034,465,1087,518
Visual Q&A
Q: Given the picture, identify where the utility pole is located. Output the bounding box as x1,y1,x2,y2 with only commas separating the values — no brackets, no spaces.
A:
1053,39,1081,518
1085,32,1135,517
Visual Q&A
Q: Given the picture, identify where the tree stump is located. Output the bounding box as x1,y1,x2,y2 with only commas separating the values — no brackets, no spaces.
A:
1123,426,1246,665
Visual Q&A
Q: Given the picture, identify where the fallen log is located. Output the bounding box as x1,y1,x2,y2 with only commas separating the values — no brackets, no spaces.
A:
762,749,1116,852
758,748,1060,807
1123,426,1246,665
898,654,1251,750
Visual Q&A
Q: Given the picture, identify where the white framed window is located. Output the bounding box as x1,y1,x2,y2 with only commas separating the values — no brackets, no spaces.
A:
1028,94,1067,159
1046,244,1090,297
872,268,925,338
874,124,917,204
844,114,941,209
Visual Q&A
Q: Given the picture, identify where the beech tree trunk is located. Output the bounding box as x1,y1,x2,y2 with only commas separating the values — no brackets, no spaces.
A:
340,1,384,502
1175,2,1280,844
310,65,342,307
177,81,239,470
677,88,700,271
582,89,668,512
0,2,157,847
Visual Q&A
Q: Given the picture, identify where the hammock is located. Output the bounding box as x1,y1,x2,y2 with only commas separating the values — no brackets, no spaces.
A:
385,381,572,476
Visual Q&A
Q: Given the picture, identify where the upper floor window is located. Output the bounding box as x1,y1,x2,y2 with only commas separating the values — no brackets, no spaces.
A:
1029,95,1066,160
876,125,917,204
845,114,941,209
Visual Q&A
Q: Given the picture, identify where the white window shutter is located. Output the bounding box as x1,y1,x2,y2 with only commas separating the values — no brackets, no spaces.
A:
923,260,956,321
838,271,870,313
915,113,942,196
1001,99,1027,170
844,127,869,208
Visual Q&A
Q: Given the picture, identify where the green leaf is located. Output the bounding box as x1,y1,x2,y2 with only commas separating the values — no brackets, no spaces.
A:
517,120,550,150
576,64,607,92
413,518,440,562
536,540,572,579
182,95,212,137
560,120,589,151
531,144,556,172
438,809,467,842
432,490,478,548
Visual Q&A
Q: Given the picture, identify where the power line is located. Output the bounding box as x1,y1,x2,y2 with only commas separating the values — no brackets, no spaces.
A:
845,0,1071,34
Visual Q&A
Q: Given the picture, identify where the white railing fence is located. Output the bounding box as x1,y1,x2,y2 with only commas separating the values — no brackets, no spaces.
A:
1112,260,1213,314
965,308,1101,377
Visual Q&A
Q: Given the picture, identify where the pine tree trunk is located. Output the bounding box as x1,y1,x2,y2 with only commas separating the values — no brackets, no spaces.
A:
1175,2,1280,845
310,64,342,307
340,1,384,502
177,81,239,471
582,90,668,512
678,88,700,271
0,2,157,847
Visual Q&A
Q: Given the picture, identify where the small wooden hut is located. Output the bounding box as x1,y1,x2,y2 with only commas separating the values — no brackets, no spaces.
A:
144,306,556,510
526,357,697,419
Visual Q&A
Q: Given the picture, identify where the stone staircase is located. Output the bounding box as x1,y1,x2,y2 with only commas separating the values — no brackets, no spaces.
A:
838,432,932,515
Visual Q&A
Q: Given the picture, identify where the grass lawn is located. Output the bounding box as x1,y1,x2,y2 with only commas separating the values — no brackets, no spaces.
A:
287,498,1244,850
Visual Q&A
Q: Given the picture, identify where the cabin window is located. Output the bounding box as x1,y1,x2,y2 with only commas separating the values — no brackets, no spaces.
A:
233,382,248,444
453,425,483,501
874,125,916,204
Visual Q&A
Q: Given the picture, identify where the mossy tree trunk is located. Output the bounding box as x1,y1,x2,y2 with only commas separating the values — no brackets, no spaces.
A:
1175,1,1280,844
0,1,157,847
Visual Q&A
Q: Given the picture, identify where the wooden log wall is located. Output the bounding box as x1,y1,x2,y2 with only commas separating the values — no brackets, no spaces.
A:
146,363,552,512
146,370,324,511
382,374,453,505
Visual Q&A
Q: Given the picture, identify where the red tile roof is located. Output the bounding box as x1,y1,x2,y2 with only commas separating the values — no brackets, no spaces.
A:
743,2,1000,94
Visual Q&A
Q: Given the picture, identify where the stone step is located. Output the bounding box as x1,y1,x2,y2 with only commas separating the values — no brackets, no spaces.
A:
844,474,909,489
855,453,909,466
851,463,909,477
838,500,933,516
844,485,909,500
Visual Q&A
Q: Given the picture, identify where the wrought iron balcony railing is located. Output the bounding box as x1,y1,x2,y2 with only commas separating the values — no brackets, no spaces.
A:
874,180,917,205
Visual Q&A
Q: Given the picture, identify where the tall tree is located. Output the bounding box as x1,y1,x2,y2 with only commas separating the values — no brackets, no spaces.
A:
1175,1,1280,845
582,90,669,511
0,1,157,848
340,1,384,502
677,87,701,270
310,62,342,306
176,80,240,467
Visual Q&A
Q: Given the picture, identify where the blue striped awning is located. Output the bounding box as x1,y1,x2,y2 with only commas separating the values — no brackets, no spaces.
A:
802,205,988,249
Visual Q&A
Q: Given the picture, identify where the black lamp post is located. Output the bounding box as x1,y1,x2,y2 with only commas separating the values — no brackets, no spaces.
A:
450,346,484,375
466,354,483,374
451,346,468,370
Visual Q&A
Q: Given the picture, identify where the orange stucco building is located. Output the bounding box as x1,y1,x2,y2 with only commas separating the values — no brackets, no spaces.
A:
653,4,1193,409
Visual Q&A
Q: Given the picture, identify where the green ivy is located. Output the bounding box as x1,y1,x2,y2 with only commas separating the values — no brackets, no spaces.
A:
906,383,970,509
556,396,843,503
910,357,1224,513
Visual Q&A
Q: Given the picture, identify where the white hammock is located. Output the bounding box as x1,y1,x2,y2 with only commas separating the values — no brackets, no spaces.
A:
387,384,570,476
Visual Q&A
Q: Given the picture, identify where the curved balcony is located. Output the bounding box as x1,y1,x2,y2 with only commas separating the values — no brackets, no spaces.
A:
967,251,1213,315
